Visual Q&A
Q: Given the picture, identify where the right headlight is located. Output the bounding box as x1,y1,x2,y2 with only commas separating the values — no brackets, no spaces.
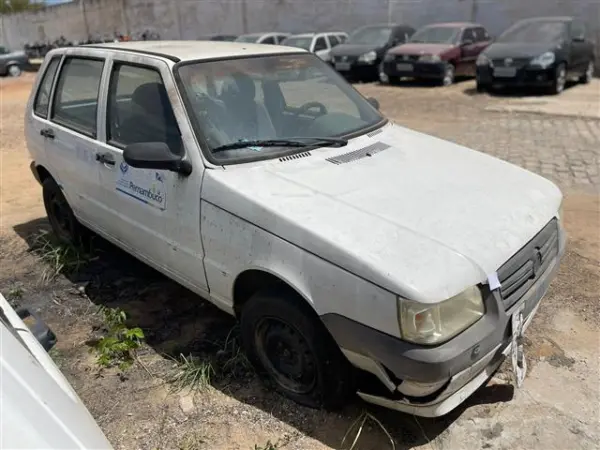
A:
530,51,555,69
384,53,395,62
476,53,492,67
398,286,485,345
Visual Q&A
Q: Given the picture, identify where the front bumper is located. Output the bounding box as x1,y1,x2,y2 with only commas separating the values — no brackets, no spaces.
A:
322,223,566,417
333,59,380,80
383,60,446,80
477,64,557,88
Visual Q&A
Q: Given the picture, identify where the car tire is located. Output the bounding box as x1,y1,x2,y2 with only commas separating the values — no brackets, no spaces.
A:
549,63,567,95
42,177,85,246
442,63,455,86
476,82,487,93
580,60,594,84
7,64,22,77
240,288,354,410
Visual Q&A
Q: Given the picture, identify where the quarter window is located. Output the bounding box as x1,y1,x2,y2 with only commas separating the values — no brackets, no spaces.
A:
34,56,61,118
51,57,104,137
107,63,182,155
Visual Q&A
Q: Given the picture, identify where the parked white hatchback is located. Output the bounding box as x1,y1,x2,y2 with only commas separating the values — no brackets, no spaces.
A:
26,41,565,417
282,32,348,62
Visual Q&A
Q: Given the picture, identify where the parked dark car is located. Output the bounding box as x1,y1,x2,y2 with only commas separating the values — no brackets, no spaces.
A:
0,46,29,77
210,35,238,42
381,22,491,86
476,17,595,95
330,24,415,81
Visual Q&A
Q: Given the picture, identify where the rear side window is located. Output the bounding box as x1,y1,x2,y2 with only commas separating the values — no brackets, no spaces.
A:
314,37,328,51
329,35,340,47
474,27,489,42
261,36,276,45
51,57,104,137
462,28,477,43
33,56,61,118
107,63,182,155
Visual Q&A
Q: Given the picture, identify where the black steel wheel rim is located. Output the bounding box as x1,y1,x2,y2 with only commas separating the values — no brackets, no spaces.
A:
255,317,317,395
48,191,72,240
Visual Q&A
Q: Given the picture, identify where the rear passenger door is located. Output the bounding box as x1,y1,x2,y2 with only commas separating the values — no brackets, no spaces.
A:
94,55,209,295
45,54,106,226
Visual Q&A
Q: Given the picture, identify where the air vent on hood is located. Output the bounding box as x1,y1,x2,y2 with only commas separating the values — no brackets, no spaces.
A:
326,142,391,165
279,151,312,162
367,128,383,138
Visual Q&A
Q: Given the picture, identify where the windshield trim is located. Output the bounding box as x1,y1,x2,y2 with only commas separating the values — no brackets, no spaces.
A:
172,52,388,166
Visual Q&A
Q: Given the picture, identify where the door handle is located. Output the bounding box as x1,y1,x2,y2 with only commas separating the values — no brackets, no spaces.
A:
40,128,55,139
95,152,115,166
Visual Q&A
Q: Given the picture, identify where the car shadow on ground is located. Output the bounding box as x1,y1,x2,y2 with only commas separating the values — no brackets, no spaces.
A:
463,80,579,97
375,77,473,89
13,218,515,449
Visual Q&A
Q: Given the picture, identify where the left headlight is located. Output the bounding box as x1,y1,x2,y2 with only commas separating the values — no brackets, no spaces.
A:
476,53,492,67
358,50,377,63
530,51,556,69
398,286,485,345
419,54,441,62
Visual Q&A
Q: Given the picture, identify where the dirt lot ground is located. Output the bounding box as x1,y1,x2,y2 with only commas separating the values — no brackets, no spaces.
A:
1,73,599,450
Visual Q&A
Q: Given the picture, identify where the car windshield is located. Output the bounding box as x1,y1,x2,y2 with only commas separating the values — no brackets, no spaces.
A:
177,53,384,164
282,37,313,50
348,27,392,46
410,26,460,44
235,35,261,43
497,21,567,43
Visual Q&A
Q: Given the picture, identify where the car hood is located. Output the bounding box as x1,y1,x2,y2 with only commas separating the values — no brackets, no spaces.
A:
389,43,454,55
330,43,381,57
203,123,561,303
483,42,556,59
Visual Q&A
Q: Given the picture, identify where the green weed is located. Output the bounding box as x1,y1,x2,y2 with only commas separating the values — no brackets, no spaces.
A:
92,306,144,370
7,285,23,300
169,354,215,392
31,231,94,282
254,441,278,450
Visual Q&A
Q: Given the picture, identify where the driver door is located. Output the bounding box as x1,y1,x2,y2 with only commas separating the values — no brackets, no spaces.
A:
94,54,209,296
457,28,479,76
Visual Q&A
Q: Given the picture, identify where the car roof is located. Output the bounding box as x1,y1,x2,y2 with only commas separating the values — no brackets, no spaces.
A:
287,32,347,38
239,32,288,37
518,16,574,23
422,22,482,28
86,40,304,62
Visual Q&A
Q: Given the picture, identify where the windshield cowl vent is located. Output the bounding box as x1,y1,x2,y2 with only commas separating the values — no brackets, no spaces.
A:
326,142,391,165
367,128,383,138
279,151,312,162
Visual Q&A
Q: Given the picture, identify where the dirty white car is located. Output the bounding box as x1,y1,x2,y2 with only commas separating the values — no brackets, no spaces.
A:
0,293,113,448
25,41,565,417
282,32,348,62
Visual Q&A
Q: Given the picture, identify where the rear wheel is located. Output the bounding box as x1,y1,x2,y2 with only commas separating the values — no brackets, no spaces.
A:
42,177,85,245
240,289,354,409
476,81,487,93
7,64,22,77
549,63,567,95
580,60,594,84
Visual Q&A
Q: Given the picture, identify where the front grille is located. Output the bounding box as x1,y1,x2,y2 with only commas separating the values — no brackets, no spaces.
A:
497,219,559,310
395,54,419,62
334,55,358,63
492,57,530,68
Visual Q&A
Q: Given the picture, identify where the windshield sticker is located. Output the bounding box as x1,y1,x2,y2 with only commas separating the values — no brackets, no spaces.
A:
116,162,166,210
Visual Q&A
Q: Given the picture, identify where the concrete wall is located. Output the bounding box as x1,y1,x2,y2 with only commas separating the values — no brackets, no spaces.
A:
1,0,599,56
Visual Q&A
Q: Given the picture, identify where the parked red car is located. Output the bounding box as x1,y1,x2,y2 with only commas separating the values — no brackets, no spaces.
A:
381,22,492,86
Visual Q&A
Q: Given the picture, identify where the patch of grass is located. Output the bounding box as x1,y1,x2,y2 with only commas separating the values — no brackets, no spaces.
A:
218,326,253,378
31,231,94,282
178,432,207,450
254,441,278,450
7,285,23,300
169,354,215,392
91,306,145,370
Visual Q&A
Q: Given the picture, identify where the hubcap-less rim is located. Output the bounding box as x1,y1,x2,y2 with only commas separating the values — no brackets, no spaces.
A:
8,65,21,77
255,318,317,395
443,66,454,86
556,66,566,92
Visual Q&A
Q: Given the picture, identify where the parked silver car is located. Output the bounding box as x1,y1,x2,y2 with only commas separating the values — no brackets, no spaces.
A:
0,46,29,77
282,32,348,62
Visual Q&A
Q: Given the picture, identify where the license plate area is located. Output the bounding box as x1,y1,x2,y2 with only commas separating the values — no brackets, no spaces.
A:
396,63,413,72
494,67,517,77
335,62,351,71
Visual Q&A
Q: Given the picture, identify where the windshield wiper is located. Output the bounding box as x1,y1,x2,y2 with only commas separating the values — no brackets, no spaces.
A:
212,137,348,153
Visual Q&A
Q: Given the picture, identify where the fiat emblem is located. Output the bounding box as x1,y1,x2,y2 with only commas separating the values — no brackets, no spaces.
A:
504,58,513,66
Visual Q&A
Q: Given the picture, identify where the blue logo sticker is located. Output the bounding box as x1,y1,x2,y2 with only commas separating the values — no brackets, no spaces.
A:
120,161,129,174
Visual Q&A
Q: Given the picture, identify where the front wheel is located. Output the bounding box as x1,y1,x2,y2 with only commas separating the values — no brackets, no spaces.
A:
580,60,594,84
441,63,455,86
7,64,22,77
240,289,354,410
549,63,567,95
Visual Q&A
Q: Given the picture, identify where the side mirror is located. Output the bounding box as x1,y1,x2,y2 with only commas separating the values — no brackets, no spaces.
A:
461,39,474,47
124,142,192,176
367,97,380,110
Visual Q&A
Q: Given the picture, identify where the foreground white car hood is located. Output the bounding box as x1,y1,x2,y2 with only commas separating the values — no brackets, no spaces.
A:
203,123,562,303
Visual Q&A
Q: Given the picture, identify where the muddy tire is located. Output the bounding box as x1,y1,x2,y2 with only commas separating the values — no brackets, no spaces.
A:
42,177,85,245
240,288,354,410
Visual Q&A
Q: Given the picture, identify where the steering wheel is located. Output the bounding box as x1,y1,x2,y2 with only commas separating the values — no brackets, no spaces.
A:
294,101,328,118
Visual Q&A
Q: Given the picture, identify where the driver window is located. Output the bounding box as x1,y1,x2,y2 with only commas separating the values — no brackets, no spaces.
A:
314,37,328,52
571,21,585,39
107,63,182,154
261,36,276,45
461,28,476,43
